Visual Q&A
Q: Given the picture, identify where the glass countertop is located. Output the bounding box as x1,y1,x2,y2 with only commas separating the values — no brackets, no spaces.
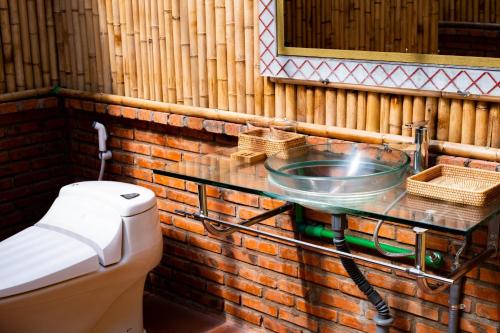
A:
154,148,500,235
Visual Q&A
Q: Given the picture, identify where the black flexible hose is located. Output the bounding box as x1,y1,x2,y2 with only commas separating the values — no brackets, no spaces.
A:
331,214,393,333
332,234,392,320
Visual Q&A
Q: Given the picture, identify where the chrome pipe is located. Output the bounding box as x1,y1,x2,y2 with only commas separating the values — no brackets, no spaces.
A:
185,212,454,285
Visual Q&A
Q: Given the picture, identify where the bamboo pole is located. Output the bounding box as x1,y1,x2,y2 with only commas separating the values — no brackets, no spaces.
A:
151,0,162,100
205,0,217,108
164,0,177,103
314,88,325,125
424,97,438,139
244,0,254,114
104,0,116,92
125,0,137,97
449,99,463,143
111,0,123,94
78,0,91,90
296,86,307,122
171,0,184,103
306,88,314,123
131,0,142,97
234,0,246,113
98,0,112,93
19,0,34,89
389,96,402,134
71,0,84,89
85,0,97,91
179,0,193,105
474,102,489,146
0,87,52,102
461,100,476,145
356,91,367,130
36,0,49,87
225,0,236,111
215,0,228,110
27,0,43,87
346,90,357,129
336,89,346,127
285,84,296,121
7,1,25,90
402,95,413,136
325,88,336,126
0,0,15,92
366,92,380,132
412,96,425,136
138,0,150,98
379,94,390,133
91,0,104,91
487,103,499,148
436,98,450,141
0,33,4,93
145,0,154,96
65,0,76,88
187,0,202,106
275,82,285,119
263,77,274,117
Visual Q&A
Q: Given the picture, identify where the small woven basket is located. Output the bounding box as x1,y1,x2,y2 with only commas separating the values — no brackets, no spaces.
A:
238,128,306,157
407,164,500,206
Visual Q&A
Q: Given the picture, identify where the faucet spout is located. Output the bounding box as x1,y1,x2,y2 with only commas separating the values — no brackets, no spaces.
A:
405,121,429,173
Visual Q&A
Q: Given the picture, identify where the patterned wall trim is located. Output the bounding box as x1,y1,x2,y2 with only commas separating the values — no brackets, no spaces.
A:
258,0,500,97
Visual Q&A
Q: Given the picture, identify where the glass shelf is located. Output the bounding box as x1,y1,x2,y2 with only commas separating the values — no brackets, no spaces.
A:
154,148,500,235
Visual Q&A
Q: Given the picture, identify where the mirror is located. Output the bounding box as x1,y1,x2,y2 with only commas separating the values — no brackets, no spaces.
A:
278,0,500,67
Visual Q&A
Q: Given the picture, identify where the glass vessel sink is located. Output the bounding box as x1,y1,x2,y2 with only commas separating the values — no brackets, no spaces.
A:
265,143,410,209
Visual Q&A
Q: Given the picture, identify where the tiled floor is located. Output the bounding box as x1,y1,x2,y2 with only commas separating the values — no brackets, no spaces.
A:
143,293,248,333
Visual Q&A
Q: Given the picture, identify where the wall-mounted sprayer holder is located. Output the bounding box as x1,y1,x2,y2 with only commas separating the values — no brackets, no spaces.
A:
92,121,112,181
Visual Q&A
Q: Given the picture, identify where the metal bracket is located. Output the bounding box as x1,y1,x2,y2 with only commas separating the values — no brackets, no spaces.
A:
175,183,294,236
488,216,499,257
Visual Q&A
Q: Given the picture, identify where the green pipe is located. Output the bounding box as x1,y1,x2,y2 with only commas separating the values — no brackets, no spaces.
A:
294,214,443,269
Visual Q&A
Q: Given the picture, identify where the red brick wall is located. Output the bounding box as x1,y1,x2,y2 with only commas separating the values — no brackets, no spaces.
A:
64,99,500,333
1,97,498,332
0,97,71,240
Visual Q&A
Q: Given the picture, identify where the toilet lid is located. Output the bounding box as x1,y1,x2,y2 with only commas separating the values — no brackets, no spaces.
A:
0,226,99,299
37,195,123,266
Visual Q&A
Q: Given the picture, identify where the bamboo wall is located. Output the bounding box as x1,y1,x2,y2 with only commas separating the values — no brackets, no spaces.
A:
0,0,499,148
284,0,440,54
440,0,500,22
283,0,500,52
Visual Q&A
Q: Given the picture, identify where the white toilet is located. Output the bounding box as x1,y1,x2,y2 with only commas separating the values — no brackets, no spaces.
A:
0,181,163,333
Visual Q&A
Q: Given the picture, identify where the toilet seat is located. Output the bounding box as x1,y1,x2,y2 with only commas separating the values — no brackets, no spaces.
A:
0,226,99,298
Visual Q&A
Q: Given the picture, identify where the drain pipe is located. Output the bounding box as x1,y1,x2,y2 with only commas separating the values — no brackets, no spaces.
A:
92,121,112,180
332,214,393,333
448,278,463,333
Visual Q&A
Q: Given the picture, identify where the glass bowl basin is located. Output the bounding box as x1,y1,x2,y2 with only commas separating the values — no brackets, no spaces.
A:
265,143,410,206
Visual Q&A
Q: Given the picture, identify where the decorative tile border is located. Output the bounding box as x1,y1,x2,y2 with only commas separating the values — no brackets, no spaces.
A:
258,0,500,97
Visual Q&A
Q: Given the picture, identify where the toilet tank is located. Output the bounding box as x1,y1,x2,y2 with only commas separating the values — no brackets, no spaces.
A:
37,181,159,266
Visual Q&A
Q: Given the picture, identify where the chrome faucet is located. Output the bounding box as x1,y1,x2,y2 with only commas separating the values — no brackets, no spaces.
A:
405,120,429,173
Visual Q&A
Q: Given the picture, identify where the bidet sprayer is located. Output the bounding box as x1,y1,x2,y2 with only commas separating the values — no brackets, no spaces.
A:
92,121,108,152
92,121,112,180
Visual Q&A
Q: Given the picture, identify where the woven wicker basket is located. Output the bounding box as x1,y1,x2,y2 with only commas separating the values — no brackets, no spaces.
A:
238,128,306,157
407,164,500,206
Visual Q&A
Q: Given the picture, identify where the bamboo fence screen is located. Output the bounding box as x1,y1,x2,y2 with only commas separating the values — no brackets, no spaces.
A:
0,0,498,148
284,0,440,54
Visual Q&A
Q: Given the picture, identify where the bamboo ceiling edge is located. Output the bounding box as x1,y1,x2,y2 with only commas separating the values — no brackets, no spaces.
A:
0,87,498,163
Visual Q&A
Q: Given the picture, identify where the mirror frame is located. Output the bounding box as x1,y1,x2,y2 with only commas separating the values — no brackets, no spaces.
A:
258,0,500,97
